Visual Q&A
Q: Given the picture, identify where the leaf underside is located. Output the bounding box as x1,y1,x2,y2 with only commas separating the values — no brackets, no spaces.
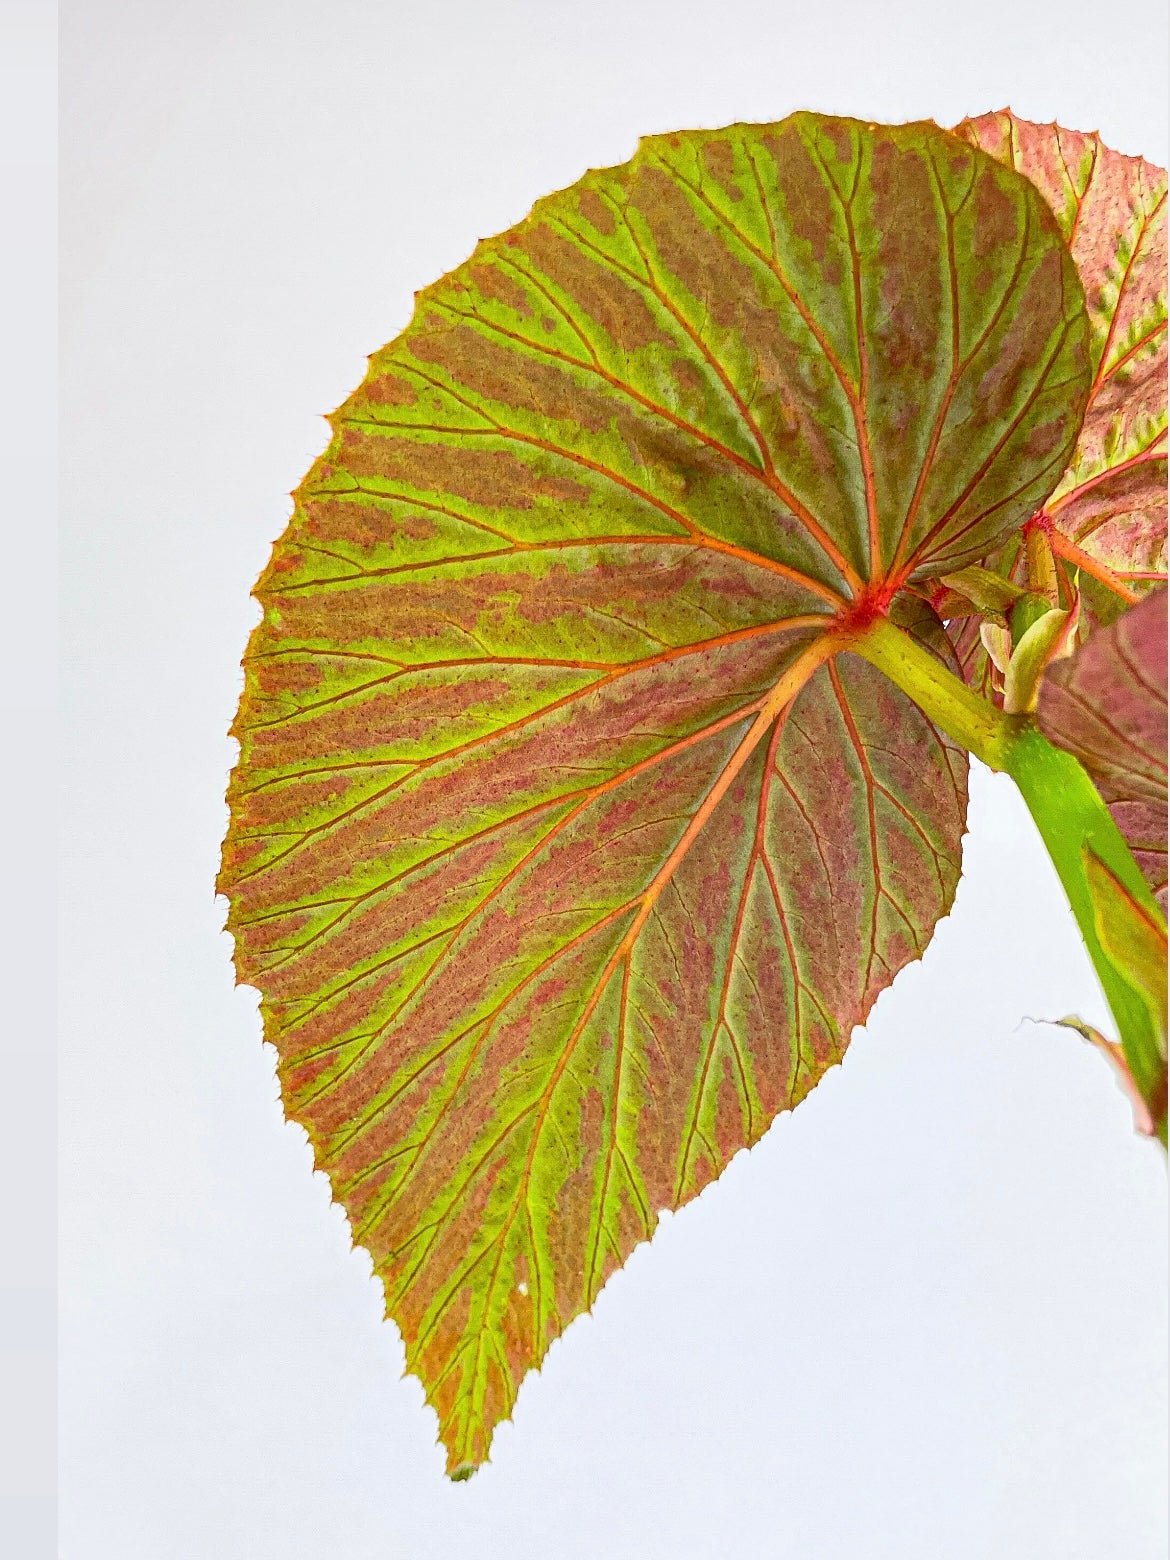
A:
1038,588,1168,909
219,113,1091,1473
953,112,1167,644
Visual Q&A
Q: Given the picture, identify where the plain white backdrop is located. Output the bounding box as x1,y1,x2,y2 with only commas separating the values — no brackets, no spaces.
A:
1,2,55,1558
60,3,1167,1557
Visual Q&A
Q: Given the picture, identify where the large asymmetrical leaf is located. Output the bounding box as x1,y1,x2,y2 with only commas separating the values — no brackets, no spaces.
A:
220,114,1091,1473
956,112,1167,608
1038,588,1168,908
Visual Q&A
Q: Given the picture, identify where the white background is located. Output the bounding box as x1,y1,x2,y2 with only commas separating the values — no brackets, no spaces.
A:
59,3,1167,1557
1,1,55,1557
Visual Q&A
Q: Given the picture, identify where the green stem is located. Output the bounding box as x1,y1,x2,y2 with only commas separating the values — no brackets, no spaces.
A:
1008,728,1166,1127
846,613,1014,768
851,614,1166,1132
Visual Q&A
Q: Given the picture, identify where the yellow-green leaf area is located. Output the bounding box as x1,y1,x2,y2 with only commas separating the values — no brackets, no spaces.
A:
220,113,1092,1474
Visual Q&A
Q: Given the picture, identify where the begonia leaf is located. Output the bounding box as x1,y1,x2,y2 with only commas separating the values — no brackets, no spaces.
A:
956,112,1167,614
220,114,1090,1473
1038,588,1168,908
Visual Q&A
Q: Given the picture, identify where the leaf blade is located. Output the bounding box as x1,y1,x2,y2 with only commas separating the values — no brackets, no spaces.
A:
1037,587,1168,908
955,111,1168,612
220,113,1092,1471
